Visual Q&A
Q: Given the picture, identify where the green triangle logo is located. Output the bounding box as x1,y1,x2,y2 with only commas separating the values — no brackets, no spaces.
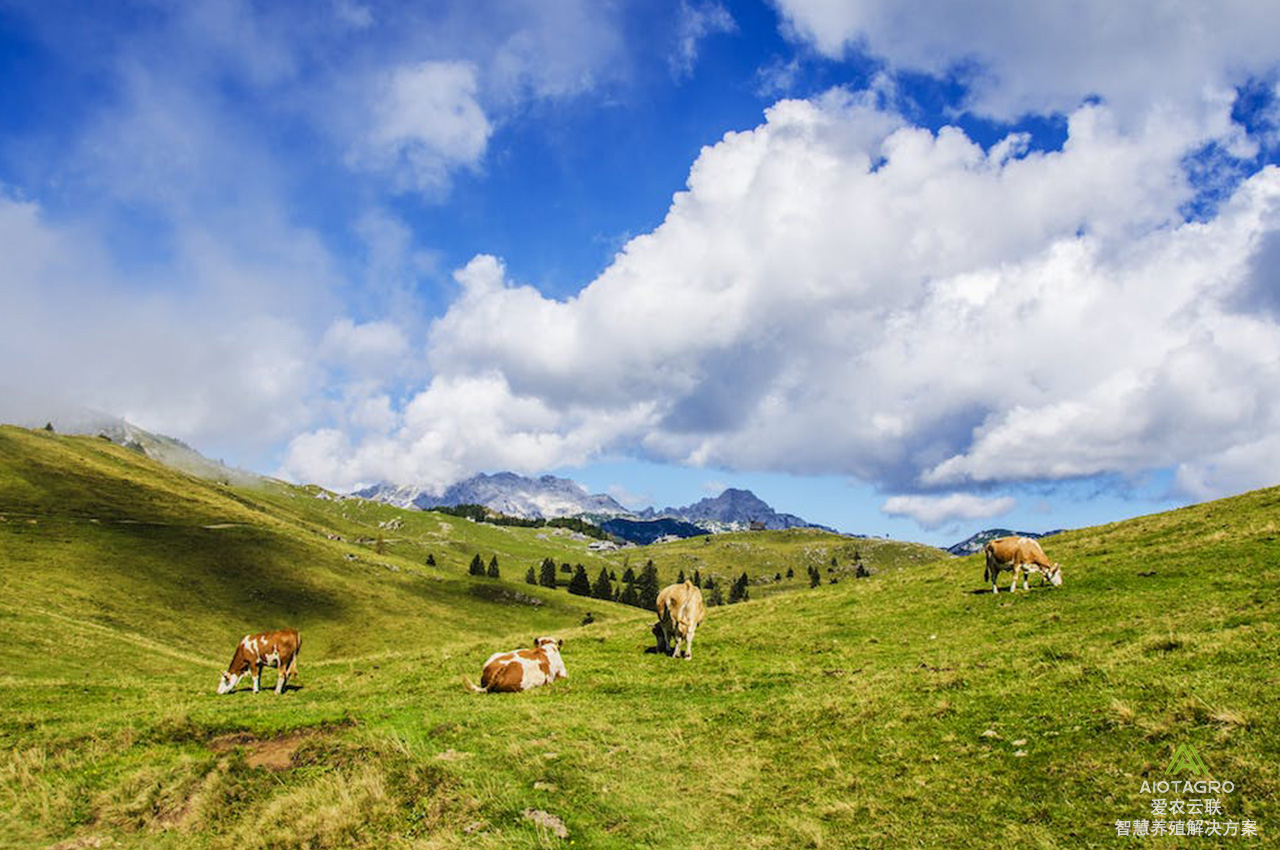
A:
1167,743,1208,777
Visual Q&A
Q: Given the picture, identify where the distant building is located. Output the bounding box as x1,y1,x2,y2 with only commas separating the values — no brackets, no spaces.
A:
749,521,767,531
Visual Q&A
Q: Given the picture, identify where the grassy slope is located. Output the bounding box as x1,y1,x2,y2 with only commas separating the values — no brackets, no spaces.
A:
2,426,1278,849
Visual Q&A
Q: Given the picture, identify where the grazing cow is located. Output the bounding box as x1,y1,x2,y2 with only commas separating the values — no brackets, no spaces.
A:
464,637,567,693
216,628,301,695
656,580,706,660
984,536,1063,594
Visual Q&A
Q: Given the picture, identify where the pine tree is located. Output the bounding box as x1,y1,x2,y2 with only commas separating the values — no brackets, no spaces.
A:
560,562,572,574
636,560,661,610
809,566,821,588
609,570,617,581
622,566,636,584
568,565,591,596
468,554,484,576
706,583,725,606
728,572,750,604
619,582,639,607
591,567,613,600
487,555,500,578
692,569,701,587
676,569,685,584
525,566,537,585
774,572,781,581
786,566,794,578
426,554,436,566
539,557,558,588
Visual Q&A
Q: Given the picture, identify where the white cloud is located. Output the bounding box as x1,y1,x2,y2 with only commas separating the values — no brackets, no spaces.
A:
881,493,1016,529
321,318,410,375
348,60,492,196
671,1,737,80
293,84,1280,501
0,192,330,458
771,0,1280,128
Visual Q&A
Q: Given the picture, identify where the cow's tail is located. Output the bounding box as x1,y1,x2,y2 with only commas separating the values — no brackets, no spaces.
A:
461,675,487,694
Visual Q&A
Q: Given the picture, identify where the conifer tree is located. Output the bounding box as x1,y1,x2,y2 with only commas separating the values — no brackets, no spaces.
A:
591,567,613,600
525,566,537,585
676,569,685,584
728,572,750,603
786,566,794,578
809,565,821,588
487,555,500,578
426,554,436,566
692,569,701,587
468,554,484,576
636,560,661,610
539,557,558,588
568,564,591,596
622,565,636,584
619,582,639,606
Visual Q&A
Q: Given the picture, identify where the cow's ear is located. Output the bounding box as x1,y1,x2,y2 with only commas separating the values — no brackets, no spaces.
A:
557,638,564,649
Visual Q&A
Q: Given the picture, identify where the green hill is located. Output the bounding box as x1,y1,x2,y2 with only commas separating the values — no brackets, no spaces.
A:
603,526,946,596
1,424,1277,849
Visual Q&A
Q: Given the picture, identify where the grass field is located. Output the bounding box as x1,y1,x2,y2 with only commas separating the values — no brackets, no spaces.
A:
1,425,1277,848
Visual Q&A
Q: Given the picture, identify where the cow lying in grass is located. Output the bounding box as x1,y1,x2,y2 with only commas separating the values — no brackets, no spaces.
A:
464,637,567,693
984,536,1063,593
217,628,300,694
656,580,706,660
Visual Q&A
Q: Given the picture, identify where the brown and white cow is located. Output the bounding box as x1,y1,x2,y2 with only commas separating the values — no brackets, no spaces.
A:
463,637,568,693
216,628,301,695
656,580,706,660
984,536,1063,594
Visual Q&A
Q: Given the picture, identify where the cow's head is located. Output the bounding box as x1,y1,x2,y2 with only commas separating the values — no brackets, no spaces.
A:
534,636,563,652
1047,563,1063,586
216,671,240,695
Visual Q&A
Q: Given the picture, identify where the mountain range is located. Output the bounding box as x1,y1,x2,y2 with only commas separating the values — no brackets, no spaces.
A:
355,474,827,536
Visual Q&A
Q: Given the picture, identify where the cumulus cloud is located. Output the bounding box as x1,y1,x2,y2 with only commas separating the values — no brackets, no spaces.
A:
881,493,1016,529
772,0,1280,128
286,83,1280,503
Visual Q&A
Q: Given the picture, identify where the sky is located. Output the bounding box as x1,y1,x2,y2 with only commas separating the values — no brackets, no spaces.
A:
3,1,1280,546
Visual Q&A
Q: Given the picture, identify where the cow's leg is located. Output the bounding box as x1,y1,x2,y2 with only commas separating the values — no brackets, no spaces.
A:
275,666,286,694
991,568,999,594
252,664,261,693
1010,565,1020,593
663,624,678,657
1022,566,1030,591
684,623,697,660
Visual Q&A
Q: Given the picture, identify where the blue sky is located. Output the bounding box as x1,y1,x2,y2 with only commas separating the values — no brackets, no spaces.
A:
4,1,1280,546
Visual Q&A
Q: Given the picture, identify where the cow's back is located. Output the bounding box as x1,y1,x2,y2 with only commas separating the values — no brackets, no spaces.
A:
658,581,705,628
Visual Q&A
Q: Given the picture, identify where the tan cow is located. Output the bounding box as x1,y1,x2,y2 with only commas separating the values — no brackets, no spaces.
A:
217,628,300,694
464,637,568,693
656,580,706,660
984,536,1063,594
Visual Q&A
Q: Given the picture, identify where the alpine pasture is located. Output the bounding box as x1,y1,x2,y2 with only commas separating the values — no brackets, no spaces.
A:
1,425,1277,849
